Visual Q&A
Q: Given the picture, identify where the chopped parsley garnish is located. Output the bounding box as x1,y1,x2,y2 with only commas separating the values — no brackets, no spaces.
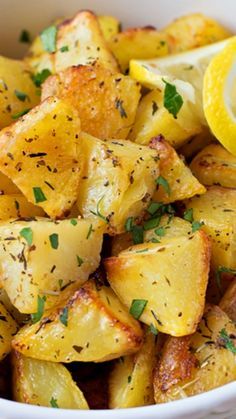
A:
149,323,159,336
129,299,148,320
14,90,29,102
40,25,57,53
77,255,84,267
50,397,59,408
147,202,163,216
132,225,144,245
90,196,108,223
219,328,236,354
32,69,52,87
152,101,158,115
154,226,166,238
49,233,59,249
19,29,31,43
31,295,46,323
60,45,69,53
60,307,68,327
143,217,160,231
115,98,127,118
215,266,236,290
155,176,171,196
125,217,133,232
162,78,183,119
12,109,30,119
70,219,78,226
183,208,193,223
20,227,33,246
192,220,204,233
33,187,47,203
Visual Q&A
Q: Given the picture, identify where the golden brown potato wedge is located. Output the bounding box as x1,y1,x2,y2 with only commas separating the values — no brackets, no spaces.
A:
0,194,44,220
0,217,103,313
0,97,81,218
76,132,159,234
0,56,39,129
219,279,236,322
163,13,231,53
55,11,118,73
109,28,168,72
41,64,141,140
0,302,18,360
185,186,236,270
12,280,143,362
150,136,205,203
190,143,236,188
12,351,89,409
0,172,20,195
109,330,155,408
105,230,210,336
154,305,236,402
178,128,213,160
0,290,27,325
98,15,121,41
129,89,202,148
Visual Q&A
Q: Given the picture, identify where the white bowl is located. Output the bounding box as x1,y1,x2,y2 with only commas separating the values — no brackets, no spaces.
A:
0,0,235,418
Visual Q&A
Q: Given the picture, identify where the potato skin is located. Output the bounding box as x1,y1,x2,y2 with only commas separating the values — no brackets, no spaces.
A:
12,351,89,409
0,302,18,361
42,64,141,140
12,280,143,362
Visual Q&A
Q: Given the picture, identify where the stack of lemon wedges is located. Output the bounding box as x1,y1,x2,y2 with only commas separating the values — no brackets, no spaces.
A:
130,37,236,155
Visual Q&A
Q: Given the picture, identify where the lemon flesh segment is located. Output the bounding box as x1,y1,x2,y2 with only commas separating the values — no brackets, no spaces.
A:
203,37,236,156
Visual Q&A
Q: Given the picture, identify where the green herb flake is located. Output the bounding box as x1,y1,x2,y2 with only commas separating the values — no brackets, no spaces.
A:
60,45,69,53
90,196,108,223
20,227,33,246
86,224,93,239
14,90,29,102
149,323,159,336
70,219,78,226
12,109,30,119
147,202,162,215
129,299,148,320
50,397,59,408
219,328,236,354
155,175,171,196
49,233,59,249
60,307,68,327
77,255,84,267
183,208,193,223
32,69,52,87
162,78,183,119
40,25,57,53
155,226,166,238
31,295,46,323
132,225,144,245
144,217,160,231
19,29,31,43
33,187,47,203
192,220,204,233
125,217,133,232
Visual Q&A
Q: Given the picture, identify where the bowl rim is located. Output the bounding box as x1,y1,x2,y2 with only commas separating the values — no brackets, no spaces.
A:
0,381,235,418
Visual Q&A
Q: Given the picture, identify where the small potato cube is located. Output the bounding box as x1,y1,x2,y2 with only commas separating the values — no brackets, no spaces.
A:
0,302,18,360
129,89,202,148
12,279,143,362
0,97,82,218
42,64,141,140
163,13,231,53
105,230,210,336
190,143,236,188
109,28,168,72
154,305,236,402
77,132,159,234
12,351,89,409
0,56,39,129
0,194,44,221
98,15,121,41
150,136,205,203
185,186,236,270
0,217,103,313
55,11,118,73
220,279,236,322
109,330,155,408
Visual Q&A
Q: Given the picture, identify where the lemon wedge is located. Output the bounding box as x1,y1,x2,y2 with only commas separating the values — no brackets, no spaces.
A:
203,37,236,156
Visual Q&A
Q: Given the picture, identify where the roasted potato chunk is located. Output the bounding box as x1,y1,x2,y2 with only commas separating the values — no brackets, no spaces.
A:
105,230,210,336
129,89,202,148
190,143,236,188
178,128,213,160
150,136,205,203
109,28,168,72
42,65,141,140
98,15,121,41
12,280,143,362
25,35,55,75
185,186,236,270
12,351,89,409
109,330,155,408
154,305,236,402
0,97,81,218
0,56,39,129
0,217,103,313
77,132,159,234
0,194,44,220
0,302,18,360
55,11,118,73
219,279,236,322
163,13,231,53
0,172,20,195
